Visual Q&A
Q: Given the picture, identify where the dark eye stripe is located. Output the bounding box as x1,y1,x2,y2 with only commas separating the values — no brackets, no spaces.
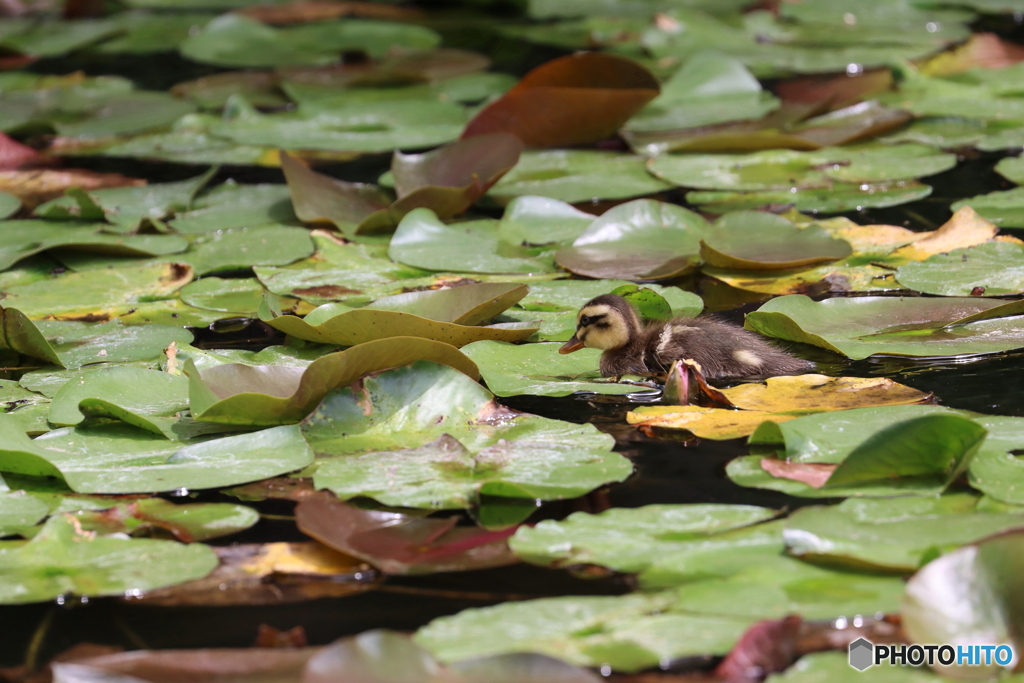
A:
579,313,606,327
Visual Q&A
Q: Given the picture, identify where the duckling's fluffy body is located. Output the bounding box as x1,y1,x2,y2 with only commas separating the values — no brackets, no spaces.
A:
560,294,813,379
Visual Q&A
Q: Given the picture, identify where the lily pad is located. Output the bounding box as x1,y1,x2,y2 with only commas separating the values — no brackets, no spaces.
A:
302,364,627,499
0,220,188,271
170,224,315,276
784,494,1024,572
180,14,440,68
2,262,194,321
0,514,218,604
71,497,258,543
496,195,596,247
187,338,480,426
687,181,934,214
30,421,315,494
510,503,775,573
903,529,1024,680
461,341,655,397
178,277,270,315
555,199,710,280
0,491,48,537
649,144,956,192
0,192,20,219
169,181,299,234
745,294,1024,359
700,211,852,270
951,188,1024,229
279,152,391,236
389,209,556,274
488,150,671,204
315,431,631,509
48,366,188,436
896,241,1024,296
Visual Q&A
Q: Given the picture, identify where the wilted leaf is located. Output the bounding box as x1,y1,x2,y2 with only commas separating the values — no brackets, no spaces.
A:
0,169,145,210
463,52,659,147
187,338,480,426
885,206,998,264
296,494,517,575
280,152,391,235
128,540,376,606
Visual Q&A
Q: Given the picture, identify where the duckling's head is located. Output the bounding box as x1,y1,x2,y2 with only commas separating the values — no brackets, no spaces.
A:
559,294,641,354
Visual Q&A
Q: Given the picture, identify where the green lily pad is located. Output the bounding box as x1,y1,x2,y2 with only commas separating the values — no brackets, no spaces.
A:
169,181,299,234
0,193,20,220
496,196,596,247
488,150,672,205
460,341,654,397
187,338,480,426
555,199,710,280
700,211,852,270
625,50,779,134
30,421,314,494
903,529,1024,679
966,416,1024,505
648,144,956,191
356,282,529,325
86,122,276,166
0,491,48,537
170,224,315,276
996,155,1024,185
179,277,269,315
510,503,776,572
784,494,1024,572
315,431,631,510
2,312,192,369
303,365,625,493
48,366,187,435
2,262,194,321
35,172,213,233
417,557,903,671
209,93,465,154
180,14,440,68
687,181,934,213
389,210,555,274
0,221,188,271
93,10,217,54
896,242,1024,296
745,294,1024,359
0,18,121,58
952,188,1024,229
766,653,943,683
0,514,218,604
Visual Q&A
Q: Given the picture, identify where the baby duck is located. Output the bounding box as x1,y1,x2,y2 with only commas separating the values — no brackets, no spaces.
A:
559,294,813,379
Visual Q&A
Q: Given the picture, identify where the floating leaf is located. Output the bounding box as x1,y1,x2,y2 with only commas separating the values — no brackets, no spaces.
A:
488,150,671,204
896,242,1024,296
180,14,440,68
296,494,516,575
359,282,529,325
627,374,933,439
0,192,20,219
72,497,258,543
952,188,1024,229
29,421,314,494
463,52,659,148
169,181,299,234
0,491,48,537
279,152,390,235
187,338,479,426
555,199,709,280
129,540,374,606
169,224,315,276
687,181,934,213
0,221,188,271
179,277,271,315
387,133,523,221
0,514,217,604
2,263,194,321
746,294,1024,359
496,195,595,246
903,529,1024,680
784,494,1024,572
699,211,852,270
510,503,775,573
461,341,654,397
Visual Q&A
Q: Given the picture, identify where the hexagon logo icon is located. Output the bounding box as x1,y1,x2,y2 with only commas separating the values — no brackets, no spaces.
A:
849,638,874,671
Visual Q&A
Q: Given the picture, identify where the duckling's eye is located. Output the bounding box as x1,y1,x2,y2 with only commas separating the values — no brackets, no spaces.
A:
580,315,592,326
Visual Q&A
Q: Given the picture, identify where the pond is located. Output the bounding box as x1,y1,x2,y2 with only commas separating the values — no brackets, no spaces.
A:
3,1,1024,681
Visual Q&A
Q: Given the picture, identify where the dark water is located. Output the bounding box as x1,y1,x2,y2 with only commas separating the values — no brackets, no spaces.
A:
4,12,1024,672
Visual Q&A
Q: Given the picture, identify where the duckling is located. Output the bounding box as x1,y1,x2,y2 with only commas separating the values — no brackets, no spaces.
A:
559,294,813,379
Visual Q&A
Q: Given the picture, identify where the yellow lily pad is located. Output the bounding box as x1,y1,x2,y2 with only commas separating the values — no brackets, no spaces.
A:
626,405,795,440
